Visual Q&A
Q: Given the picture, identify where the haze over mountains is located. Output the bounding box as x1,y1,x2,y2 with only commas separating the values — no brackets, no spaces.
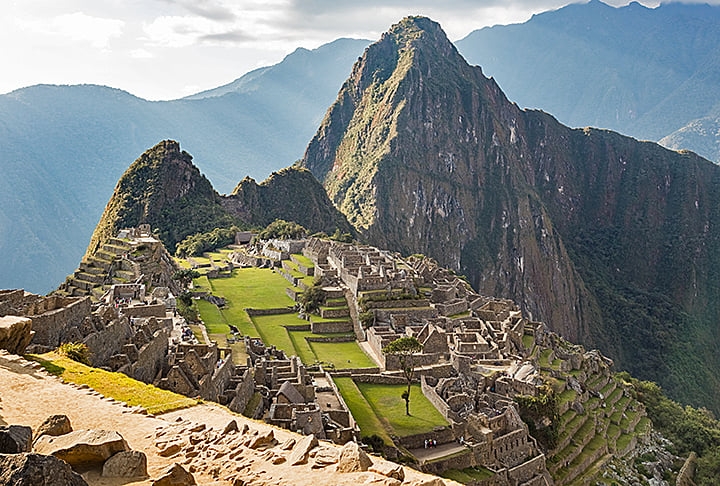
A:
4,0,720,298
0,39,367,293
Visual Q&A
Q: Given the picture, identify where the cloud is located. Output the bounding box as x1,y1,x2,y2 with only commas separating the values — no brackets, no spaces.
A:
19,11,125,49
200,30,255,44
157,0,237,22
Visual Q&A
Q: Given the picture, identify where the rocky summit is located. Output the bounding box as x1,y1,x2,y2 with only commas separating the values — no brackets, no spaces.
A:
302,16,720,412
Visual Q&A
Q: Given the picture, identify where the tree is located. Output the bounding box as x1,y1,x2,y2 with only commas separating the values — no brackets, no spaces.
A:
173,269,200,288
383,336,423,416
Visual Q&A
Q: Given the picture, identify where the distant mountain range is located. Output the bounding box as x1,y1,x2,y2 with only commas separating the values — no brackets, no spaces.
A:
456,0,720,159
5,0,720,296
0,39,368,293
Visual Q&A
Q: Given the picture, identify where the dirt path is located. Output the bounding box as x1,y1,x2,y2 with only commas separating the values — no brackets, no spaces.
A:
0,351,458,486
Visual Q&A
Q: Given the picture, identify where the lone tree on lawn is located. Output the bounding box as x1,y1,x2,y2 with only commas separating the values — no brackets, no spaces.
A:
383,336,423,416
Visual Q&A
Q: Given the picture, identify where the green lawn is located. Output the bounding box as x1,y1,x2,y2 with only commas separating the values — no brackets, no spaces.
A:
309,341,376,369
333,377,393,444
251,313,299,359
210,267,295,309
196,299,228,334
357,382,449,437
441,467,494,483
291,253,314,268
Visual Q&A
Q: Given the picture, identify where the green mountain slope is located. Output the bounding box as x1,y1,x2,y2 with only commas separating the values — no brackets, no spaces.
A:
303,16,720,413
86,140,352,262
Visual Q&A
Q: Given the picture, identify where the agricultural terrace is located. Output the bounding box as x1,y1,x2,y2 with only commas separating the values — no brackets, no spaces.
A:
333,377,449,442
192,261,375,369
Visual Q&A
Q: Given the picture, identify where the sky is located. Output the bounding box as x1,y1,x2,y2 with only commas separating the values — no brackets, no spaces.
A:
0,0,712,101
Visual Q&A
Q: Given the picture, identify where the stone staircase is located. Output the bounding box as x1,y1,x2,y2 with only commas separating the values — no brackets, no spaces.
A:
58,237,139,299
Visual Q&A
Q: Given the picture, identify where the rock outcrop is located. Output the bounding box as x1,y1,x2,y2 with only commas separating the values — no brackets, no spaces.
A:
34,415,72,442
102,450,148,478
0,316,33,355
0,425,32,453
0,453,89,486
34,429,129,467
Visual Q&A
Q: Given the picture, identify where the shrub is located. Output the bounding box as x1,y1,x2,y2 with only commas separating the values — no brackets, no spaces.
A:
57,342,91,365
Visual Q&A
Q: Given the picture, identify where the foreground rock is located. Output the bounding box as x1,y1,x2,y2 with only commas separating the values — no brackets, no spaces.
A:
0,425,32,453
152,463,196,485
0,316,33,355
102,450,148,478
0,453,89,486
34,429,129,467
34,414,73,442
337,441,373,473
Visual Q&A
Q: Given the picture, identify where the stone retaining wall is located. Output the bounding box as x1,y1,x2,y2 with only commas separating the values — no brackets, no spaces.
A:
28,296,92,348
122,303,166,318
311,321,353,334
245,308,295,316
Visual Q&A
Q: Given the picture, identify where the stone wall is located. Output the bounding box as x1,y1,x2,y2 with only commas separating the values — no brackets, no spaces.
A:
421,375,462,423
374,307,438,322
311,321,353,334
126,328,169,384
0,289,25,316
352,374,407,385
228,367,255,414
396,426,456,450
245,308,295,317
507,454,547,485
122,303,166,318
28,296,92,348
83,317,134,367
435,299,469,317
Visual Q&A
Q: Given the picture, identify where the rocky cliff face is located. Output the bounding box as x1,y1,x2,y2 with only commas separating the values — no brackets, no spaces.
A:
303,17,720,411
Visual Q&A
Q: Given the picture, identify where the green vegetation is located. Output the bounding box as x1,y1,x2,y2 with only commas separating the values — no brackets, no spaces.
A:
173,268,200,288
357,382,449,436
333,377,393,444
30,353,198,414
440,467,494,484
624,374,720,485
56,342,91,366
175,226,241,257
515,384,559,450
256,219,307,240
308,341,376,369
333,378,448,443
383,336,423,415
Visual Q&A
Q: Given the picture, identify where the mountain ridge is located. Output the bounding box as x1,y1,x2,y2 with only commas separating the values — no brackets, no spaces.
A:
303,16,720,412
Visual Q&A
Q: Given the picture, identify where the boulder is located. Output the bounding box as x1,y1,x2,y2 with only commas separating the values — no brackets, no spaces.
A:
248,429,275,450
336,441,372,473
222,419,238,435
102,450,148,478
289,434,318,466
0,425,32,453
152,463,196,486
0,453,88,486
370,462,405,481
0,316,33,355
34,429,129,467
35,415,72,442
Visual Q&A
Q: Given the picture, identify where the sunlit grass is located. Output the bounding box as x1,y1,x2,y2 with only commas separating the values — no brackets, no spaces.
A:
29,353,198,415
